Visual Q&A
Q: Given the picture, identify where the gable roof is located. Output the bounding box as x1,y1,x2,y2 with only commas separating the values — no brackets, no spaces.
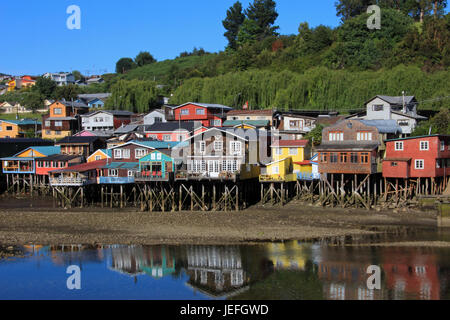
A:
223,120,270,128
271,140,309,148
82,110,134,117
89,149,112,158
186,127,249,142
174,102,232,111
0,119,40,126
55,136,102,145
53,100,89,108
51,159,107,173
366,95,416,106
11,146,61,158
144,121,197,132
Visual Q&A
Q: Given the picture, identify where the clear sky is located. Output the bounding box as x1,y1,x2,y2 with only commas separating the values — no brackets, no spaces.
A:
1,0,341,76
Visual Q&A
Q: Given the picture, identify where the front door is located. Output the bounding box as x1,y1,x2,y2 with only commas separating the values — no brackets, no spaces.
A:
208,160,220,178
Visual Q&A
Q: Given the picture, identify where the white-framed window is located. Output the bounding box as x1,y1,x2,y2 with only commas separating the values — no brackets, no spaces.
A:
127,170,135,177
373,105,383,111
214,141,223,151
230,141,242,156
196,141,206,155
122,149,130,159
163,135,171,141
54,108,62,115
156,152,162,160
95,155,101,161
289,148,298,155
114,149,122,159
45,121,50,127
135,149,148,159
415,159,424,170
151,153,156,160
108,169,118,177
180,109,189,115
232,160,238,172
329,132,344,141
420,141,429,151
357,132,372,141
395,141,404,151
54,121,62,127
196,108,205,115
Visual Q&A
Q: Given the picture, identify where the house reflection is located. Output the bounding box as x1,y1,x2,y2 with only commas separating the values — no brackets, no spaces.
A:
185,245,250,299
382,248,440,300
109,245,175,279
265,241,307,271
313,246,386,300
23,244,104,266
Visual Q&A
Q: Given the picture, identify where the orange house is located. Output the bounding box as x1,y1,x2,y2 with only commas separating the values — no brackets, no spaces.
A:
0,119,41,138
42,101,89,139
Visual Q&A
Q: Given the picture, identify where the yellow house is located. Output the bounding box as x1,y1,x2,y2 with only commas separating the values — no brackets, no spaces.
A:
259,140,311,182
7,79,16,92
265,241,307,270
0,119,40,138
87,149,111,163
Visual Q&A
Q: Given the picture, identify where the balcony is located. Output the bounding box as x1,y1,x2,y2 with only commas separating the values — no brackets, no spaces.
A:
175,170,238,182
297,172,321,181
259,173,297,183
98,176,135,184
50,177,94,186
135,171,173,182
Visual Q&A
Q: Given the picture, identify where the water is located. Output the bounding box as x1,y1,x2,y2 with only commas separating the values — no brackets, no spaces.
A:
0,229,449,300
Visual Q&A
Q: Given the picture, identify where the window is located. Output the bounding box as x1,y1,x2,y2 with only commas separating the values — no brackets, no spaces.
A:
330,153,338,163
55,121,62,127
357,131,372,141
440,141,445,151
45,121,50,127
273,166,279,174
196,141,206,154
196,108,205,115
391,162,398,167
398,120,409,127
289,120,303,129
420,141,429,151
55,131,61,135
122,149,130,159
46,130,51,135
415,159,424,170
340,153,347,163
6,126,12,131
95,155,101,161
114,149,122,159
135,149,148,159
151,153,156,160
321,153,328,163
108,169,118,177
329,131,344,141
180,109,189,115
210,119,221,126
373,105,384,111
436,160,441,169
395,141,404,151
351,153,359,163
127,170,135,177
163,135,171,141
230,141,242,155
54,108,62,115
361,153,369,164
289,148,298,155
214,141,223,151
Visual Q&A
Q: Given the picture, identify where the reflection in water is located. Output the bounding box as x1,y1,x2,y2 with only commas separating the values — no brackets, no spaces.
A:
1,236,450,300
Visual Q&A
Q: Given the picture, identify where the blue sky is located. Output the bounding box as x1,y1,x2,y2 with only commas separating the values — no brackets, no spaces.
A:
1,1,341,76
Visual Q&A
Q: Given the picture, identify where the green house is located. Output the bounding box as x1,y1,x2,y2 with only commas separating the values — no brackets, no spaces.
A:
137,150,175,182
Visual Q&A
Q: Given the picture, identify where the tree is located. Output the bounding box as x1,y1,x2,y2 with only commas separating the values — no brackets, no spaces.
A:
22,91,43,112
222,1,246,50
335,0,373,21
135,51,157,67
236,19,261,46
52,84,79,101
33,76,57,98
116,57,137,74
245,0,279,40
305,124,325,147
72,70,85,82
412,107,450,136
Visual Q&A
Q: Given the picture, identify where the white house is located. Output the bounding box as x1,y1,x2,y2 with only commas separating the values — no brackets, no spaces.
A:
43,72,76,86
348,95,427,135
143,109,166,126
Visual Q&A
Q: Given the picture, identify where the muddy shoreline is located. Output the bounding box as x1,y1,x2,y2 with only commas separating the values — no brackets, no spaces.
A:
0,196,440,246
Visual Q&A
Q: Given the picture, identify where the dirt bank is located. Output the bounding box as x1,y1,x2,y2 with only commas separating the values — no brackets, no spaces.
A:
0,198,439,245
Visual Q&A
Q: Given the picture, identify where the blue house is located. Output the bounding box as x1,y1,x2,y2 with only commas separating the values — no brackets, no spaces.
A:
136,150,175,182
1,146,60,174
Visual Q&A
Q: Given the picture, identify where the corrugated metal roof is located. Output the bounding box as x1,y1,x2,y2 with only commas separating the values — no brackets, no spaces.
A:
222,120,270,127
103,162,139,169
358,120,402,134
51,160,106,173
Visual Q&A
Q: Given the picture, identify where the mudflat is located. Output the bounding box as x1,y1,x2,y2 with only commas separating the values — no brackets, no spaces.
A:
0,197,438,245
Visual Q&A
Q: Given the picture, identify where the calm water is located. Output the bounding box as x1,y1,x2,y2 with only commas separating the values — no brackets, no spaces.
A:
1,228,449,300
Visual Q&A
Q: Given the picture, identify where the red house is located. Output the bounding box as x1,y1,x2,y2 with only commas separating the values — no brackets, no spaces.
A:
170,103,232,127
36,155,83,176
383,135,450,178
